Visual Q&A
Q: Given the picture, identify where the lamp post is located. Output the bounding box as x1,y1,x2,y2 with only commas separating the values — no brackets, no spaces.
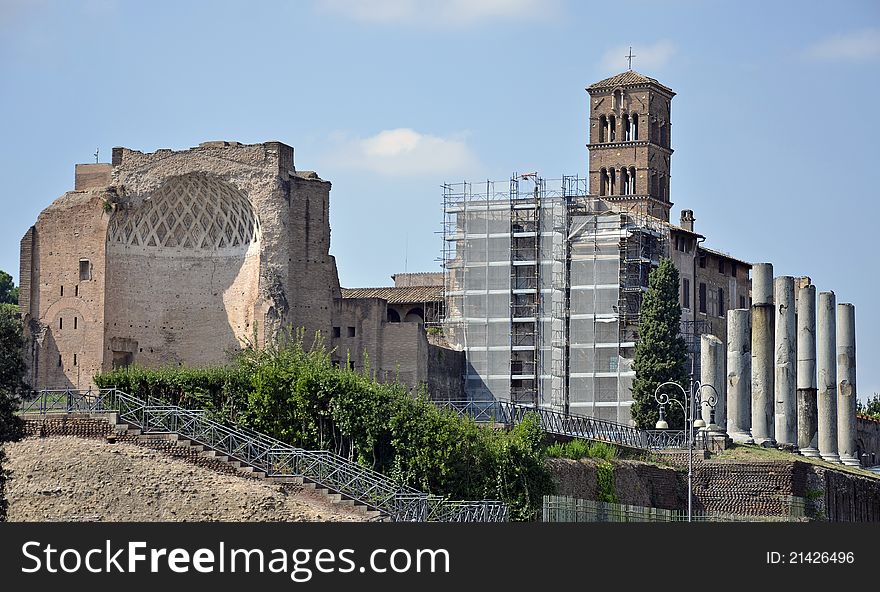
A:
654,380,719,522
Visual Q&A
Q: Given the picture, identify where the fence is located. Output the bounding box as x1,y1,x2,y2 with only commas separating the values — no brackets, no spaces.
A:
542,495,806,523
19,388,508,523
435,399,646,450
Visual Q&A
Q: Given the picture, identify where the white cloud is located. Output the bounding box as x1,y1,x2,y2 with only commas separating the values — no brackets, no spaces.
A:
600,40,676,72
805,29,880,62
314,0,561,26
324,128,482,177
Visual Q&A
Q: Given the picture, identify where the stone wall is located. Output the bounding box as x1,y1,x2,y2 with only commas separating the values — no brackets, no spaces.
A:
856,416,880,466
427,343,465,400
548,458,685,510
20,189,111,389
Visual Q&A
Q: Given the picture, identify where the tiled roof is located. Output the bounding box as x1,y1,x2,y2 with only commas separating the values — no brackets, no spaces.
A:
587,70,674,94
341,286,443,304
699,246,752,267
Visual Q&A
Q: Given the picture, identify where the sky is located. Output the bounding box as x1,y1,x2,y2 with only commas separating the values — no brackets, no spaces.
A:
1,0,879,398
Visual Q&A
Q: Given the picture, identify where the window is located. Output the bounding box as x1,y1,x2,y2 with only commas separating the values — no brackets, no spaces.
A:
718,288,725,316
599,115,608,143
75,285,79,297
60,285,64,297
609,115,617,142
79,259,91,281
74,317,78,330
59,317,63,330
600,168,608,196
718,259,726,274
623,114,631,141
739,295,746,309
682,278,690,309
698,283,707,313
58,354,62,367
387,309,400,323
699,254,707,269
347,326,356,338
632,113,639,140
73,353,78,367
731,263,737,278
332,326,341,338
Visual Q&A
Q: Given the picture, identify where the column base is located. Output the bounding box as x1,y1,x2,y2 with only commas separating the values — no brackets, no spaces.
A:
753,436,776,448
839,455,861,467
728,429,754,445
820,452,841,464
800,447,821,459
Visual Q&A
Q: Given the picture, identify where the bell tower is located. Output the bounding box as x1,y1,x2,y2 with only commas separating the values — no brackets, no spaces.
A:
586,71,675,221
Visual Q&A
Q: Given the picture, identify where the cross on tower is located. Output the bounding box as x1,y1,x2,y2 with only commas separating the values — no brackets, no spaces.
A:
626,46,636,70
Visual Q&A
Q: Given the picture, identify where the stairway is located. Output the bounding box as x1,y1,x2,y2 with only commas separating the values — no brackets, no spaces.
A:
110,421,382,519
20,389,508,522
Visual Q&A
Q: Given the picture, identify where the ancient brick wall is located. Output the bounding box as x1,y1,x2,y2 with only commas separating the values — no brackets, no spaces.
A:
426,343,465,400
856,416,880,466
23,189,111,389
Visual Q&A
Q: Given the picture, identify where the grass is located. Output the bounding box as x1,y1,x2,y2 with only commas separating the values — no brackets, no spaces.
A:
713,444,880,479
546,439,618,461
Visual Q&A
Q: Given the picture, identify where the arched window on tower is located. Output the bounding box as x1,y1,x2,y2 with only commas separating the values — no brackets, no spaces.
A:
609,115,616,142
600,168,608,196
631,113,639,140
622,114,631,141
609,168,616,195
629,167,637,194
613,89,622,110
599,115,608,143
621,168,630,195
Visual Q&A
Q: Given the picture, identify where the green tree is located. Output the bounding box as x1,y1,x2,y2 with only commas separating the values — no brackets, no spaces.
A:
630,257,689,430
857,393,880,420
0,303,26,521
0,271,17,305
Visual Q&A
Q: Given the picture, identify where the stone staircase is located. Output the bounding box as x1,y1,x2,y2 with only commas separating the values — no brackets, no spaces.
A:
22,413,382,520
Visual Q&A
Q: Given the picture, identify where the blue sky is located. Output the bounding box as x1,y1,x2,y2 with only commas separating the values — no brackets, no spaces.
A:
1,0,879,398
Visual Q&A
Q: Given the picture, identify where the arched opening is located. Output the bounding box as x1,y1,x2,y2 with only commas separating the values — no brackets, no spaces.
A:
629,167,637,194
609,115,617,142
387,308,400,323
609,168,616,195
631,113,639,140
613,89,622,110
599,115,608,143
622,114,631,141
600,168,608,196
404,307,424,324
621,168,630,195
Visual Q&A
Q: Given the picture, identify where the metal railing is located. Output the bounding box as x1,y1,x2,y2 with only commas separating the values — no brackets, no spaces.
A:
20,389,508,523
643,429,712,451
434,399,647,450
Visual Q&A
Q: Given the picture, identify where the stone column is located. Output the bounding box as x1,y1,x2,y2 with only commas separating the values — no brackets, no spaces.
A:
774,276,797,447
726,308,752,443
817,291,839,463
700,334,726,431
751,263,775,446
796,284,820,458
837,303,859,466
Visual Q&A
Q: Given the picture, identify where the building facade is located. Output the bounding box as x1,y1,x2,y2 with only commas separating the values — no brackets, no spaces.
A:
441,71,751,424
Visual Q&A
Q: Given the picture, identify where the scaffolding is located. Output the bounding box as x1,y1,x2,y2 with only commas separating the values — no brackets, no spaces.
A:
442,175,668,423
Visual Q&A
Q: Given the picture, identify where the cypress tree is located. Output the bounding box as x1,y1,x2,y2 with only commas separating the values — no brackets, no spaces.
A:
630,257,690,430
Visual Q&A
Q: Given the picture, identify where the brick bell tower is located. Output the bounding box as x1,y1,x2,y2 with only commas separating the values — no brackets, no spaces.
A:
586,70,675,221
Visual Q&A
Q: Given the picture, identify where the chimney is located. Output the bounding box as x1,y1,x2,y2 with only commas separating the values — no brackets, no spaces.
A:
680,209,695,232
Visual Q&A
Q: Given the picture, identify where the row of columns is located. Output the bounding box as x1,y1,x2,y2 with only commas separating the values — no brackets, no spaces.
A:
699,262,859,465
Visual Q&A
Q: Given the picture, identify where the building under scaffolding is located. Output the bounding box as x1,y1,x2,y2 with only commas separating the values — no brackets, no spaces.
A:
442,175,668,424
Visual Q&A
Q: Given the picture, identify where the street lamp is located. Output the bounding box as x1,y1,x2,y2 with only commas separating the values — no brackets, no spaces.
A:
653,380,719,522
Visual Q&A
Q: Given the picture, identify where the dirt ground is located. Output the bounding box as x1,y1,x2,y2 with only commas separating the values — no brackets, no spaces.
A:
3,436,366,522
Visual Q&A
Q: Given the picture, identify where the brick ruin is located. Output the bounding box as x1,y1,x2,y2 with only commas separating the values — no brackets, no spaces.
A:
19,141,463,397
